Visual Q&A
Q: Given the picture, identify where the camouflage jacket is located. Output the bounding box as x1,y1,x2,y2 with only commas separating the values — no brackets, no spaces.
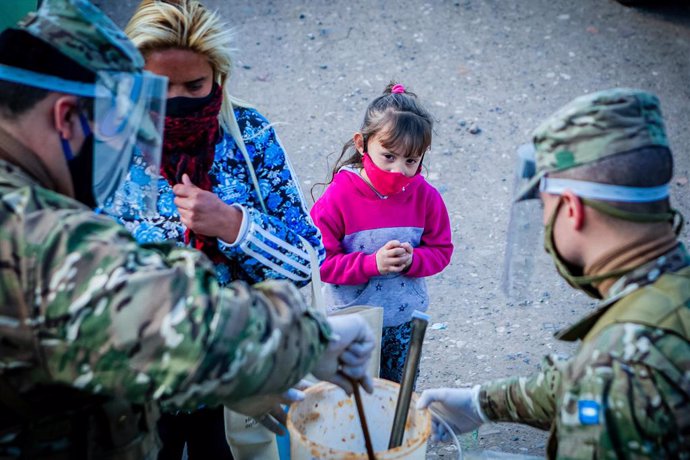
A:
480,244,690,459
0,130,331,451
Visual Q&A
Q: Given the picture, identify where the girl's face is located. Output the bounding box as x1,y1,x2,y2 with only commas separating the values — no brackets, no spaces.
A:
145,48,214,98
355,132,422,177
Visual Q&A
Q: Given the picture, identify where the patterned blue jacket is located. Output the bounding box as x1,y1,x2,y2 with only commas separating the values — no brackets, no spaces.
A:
106,107,325,287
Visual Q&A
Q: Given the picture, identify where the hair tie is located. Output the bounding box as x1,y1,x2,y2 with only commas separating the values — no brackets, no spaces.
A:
391,84,405,94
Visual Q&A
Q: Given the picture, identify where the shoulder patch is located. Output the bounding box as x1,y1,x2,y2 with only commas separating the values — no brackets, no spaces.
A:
578,400,600,425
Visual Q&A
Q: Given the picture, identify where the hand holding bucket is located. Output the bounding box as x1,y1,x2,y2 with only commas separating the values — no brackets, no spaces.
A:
312,315,376,395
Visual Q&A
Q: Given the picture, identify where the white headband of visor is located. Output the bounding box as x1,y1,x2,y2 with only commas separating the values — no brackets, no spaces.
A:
539,177,669,203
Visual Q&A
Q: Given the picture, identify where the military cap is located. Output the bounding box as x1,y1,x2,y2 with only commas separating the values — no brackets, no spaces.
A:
10,0,143,74
517,88,669,201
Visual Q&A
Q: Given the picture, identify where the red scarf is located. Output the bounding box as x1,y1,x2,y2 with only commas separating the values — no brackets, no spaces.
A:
161,84,226,264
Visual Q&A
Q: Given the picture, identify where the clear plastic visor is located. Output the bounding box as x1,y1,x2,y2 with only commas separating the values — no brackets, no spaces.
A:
502,144,544,300
0,65,167,216
93,70,167,216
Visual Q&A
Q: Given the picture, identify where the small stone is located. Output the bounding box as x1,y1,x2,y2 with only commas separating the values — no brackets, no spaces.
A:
307,33,315,40
299,13,305,19
242,64,252,70
675,176,688,186
319,64,328,70
468,123,482,135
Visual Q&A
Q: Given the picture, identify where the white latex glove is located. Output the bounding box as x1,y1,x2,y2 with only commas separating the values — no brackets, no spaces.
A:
416,385,489,442
311,315,376,395
229,388,305,436
293,378,315,392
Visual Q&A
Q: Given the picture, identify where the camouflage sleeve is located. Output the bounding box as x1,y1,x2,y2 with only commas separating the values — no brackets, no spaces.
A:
552,323,690,458
32,206,331,411
478,354,568,430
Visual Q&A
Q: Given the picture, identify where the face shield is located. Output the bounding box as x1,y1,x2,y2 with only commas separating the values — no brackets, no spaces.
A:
501,143,546,300
93,71,166,216
0,64,167,216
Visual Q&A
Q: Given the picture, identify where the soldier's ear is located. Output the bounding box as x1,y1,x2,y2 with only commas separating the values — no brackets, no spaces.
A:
53,95,80,141
561,190,585,231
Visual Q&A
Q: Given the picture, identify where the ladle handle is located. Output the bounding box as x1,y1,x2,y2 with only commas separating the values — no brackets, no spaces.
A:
388,310,429,449
350,378,376,460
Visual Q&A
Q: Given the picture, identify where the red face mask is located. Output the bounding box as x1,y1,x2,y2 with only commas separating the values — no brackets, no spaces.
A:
362,152,419,196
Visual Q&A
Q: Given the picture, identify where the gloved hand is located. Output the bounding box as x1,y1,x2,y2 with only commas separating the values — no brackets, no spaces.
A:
416,385,488,442
311,315,376,395
228,387,305,436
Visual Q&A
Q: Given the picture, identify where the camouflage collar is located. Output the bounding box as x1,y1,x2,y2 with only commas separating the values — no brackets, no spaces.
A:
0,127,54,188
555,243,689,341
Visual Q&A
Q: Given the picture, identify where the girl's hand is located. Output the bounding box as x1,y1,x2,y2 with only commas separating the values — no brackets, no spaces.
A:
376,240,413,275
173,174,243,243
401,242,414,272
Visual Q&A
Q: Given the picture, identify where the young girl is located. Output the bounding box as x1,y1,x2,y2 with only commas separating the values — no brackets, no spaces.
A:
311,82,453,383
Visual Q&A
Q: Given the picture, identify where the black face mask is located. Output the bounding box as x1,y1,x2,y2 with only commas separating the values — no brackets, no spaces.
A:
67,134,97,208
166,84,218,117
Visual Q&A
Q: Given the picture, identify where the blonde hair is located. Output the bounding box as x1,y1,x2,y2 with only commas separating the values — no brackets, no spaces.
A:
126,0,267,212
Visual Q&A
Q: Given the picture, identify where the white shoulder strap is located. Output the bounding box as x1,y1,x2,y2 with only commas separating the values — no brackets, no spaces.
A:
298,235,326,314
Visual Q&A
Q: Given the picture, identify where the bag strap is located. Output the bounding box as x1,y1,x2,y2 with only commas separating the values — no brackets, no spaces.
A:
223,101,268,215
298,235,326,314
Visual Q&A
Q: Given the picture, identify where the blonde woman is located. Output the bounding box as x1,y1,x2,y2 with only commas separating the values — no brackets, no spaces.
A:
107,0,326,458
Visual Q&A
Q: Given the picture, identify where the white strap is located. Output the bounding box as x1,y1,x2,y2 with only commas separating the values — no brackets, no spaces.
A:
0,63,95,97
298,236,326,314
540,177,669,203
222,97,269,214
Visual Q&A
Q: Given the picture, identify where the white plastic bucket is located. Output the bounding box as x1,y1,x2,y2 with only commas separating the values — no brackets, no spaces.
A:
286,378,431,459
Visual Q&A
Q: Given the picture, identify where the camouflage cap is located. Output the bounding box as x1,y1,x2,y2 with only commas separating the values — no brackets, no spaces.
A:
16,0,143,74
516,88,669,201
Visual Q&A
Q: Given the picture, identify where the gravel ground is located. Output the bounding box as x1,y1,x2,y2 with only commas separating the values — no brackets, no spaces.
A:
99,1,690,457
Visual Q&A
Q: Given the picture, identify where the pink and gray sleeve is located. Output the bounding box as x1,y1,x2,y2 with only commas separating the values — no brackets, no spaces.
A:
310,194,380,285
404,191,453,278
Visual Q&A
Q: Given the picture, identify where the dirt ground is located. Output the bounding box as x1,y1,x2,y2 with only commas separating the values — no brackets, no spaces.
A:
99,0,690,457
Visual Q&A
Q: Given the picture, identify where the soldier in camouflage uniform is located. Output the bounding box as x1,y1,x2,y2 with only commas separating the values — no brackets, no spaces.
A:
418,88,690,458
0,1,375,458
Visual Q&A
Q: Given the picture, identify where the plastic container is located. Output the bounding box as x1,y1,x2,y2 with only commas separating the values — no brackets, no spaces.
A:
286,378,431,459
